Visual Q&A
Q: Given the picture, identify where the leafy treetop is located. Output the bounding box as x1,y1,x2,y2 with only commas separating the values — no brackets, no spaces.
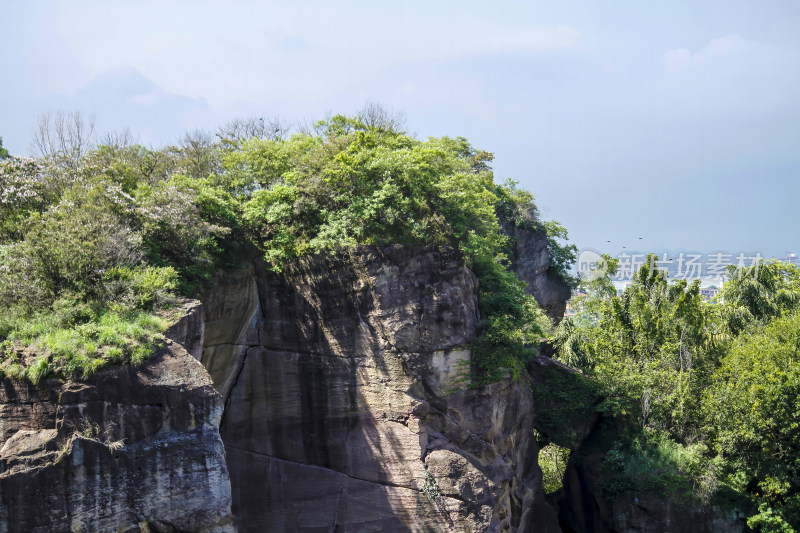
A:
0,111,570,388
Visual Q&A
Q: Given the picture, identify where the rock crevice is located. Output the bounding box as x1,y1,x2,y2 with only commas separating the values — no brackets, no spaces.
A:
201,245,561,532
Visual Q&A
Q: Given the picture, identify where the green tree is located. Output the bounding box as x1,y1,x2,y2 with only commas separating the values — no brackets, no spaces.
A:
233,115,556,380
1,111,570,385
554,254,618,368
0,137,233,381
721,260,800,335
0,137,10,160
559,255,711,434
0,157,45,242
705,311,800,529
558,258,800,523
544,220,578,287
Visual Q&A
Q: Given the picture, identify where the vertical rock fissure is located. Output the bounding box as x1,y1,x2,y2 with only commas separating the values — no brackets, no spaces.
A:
221,346,250,426
202,245,569,532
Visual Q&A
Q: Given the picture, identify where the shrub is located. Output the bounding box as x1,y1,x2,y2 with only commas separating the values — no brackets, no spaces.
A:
539,442,571,495
601,434,720,503
234,119,565,382
0,157,46,241
103,266,178,310
1,113,576,387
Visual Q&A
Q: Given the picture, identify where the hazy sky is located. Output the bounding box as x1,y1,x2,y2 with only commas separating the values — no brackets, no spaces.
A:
2,0,798,257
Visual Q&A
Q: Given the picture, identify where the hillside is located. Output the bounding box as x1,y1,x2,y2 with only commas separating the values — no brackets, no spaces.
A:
0,113,798,531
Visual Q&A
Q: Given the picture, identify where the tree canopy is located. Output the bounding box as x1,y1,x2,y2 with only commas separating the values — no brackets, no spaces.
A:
0,112,569,386
559,255,800,530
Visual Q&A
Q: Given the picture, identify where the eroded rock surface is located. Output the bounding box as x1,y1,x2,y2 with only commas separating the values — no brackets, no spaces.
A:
198,241,741,532
202,246,561,532
503,224,572,323
555,419,746,533
0,338,235,533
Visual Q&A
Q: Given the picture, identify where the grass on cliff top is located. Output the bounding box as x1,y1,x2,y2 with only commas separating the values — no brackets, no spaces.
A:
1,110,576,385
0,300,168,384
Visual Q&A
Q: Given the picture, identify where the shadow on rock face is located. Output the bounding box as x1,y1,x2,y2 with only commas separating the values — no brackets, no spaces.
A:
0,340,235,532
201,245,563,532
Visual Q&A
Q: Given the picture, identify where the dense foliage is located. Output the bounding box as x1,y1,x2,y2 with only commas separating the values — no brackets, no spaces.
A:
3,114,797,530
558,257,800,530
229,114,561,381
0,112,568,384
0,149,230,382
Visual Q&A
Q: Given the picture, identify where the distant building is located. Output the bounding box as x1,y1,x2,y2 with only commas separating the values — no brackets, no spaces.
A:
699,287,719,301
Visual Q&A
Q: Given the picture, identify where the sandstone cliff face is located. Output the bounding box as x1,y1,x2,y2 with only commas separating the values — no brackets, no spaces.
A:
503,224,572,324
0,337,235,532
201,246,561,532
0,230,747,532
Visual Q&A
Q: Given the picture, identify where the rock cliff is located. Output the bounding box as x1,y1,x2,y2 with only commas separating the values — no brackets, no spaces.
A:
555,419,745,533
503,224,572,323
198,237,745,532
201,245,562,532
0,227,746,532
0,335,235,532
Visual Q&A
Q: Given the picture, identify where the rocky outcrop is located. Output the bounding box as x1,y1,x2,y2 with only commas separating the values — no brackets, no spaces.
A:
604,495,744,533
527,355,599,452
165,299,206,360
555,420,746,533
504,224,572,323
0,335,235,532
0,235,747,531
201,246,561,532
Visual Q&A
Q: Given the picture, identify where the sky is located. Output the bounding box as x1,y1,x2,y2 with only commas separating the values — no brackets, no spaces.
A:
1,0,798,259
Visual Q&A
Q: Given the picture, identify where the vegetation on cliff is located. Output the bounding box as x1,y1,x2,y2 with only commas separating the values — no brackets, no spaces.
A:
556,256,800,531
0,109,569,383
3,109,798,531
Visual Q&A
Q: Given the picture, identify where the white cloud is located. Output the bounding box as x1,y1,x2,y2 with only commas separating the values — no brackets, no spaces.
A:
663,48,691,72
48,2,579,107
654,34,799,121
662,35,787,78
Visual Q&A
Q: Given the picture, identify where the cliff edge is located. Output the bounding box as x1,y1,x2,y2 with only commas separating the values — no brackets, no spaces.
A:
0,315,235,532
202,245,562,532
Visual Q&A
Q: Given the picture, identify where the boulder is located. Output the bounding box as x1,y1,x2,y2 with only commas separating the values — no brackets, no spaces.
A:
0,327,234,532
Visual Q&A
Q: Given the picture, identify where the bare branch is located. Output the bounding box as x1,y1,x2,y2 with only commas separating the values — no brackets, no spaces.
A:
32,110,96,165
216,116,291,145
178,129,220,178
99,127,137,149
356,101,406,133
